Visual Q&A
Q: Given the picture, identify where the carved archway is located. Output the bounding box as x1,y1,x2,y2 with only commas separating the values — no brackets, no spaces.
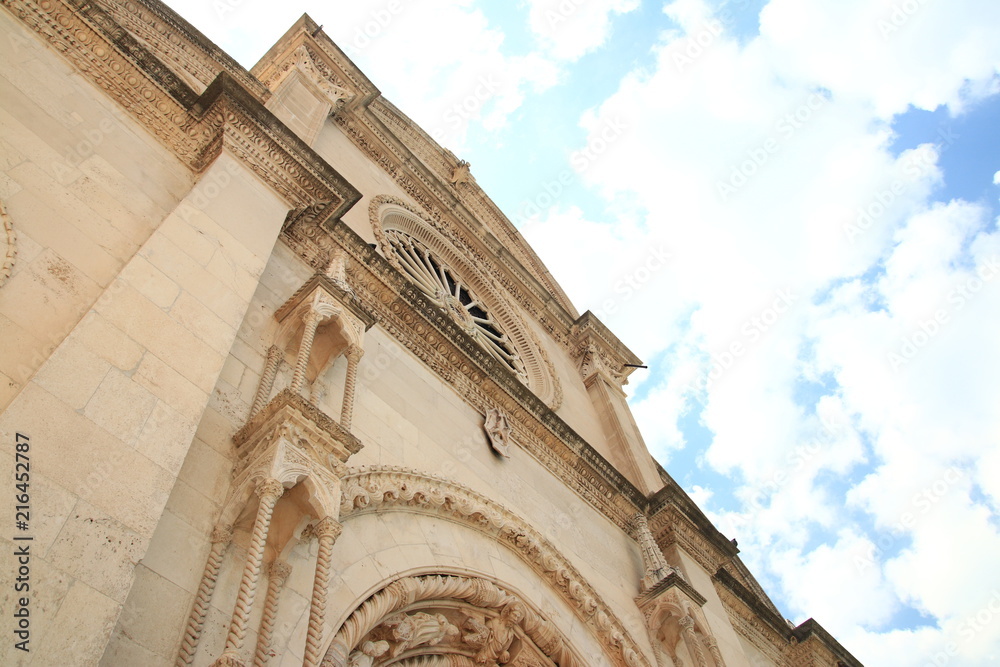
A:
335,467,651,667
323,575,581,666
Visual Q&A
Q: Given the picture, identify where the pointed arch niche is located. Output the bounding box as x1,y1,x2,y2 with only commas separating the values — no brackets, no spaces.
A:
369,196,562,410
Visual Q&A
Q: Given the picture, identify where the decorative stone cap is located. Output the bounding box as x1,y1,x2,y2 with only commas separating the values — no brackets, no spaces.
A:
274,272,375,330
570,311,643,385
635,571,707,610
233,388,363,464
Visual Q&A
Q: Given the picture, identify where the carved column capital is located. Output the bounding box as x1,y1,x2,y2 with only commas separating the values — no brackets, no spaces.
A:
256,478,285,504
313,516,343,541
269,560,292,585
211,524,234,544
345,344,364,363
678,615,695,631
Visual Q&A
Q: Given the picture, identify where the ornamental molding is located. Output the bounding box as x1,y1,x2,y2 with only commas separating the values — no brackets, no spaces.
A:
251,14,377,103
569,312,644,387
367,97,579,321
258,43,355,112
369,195,563,410
283,217,645,531
4,0,360,217
0,200,14,288
337,467,652,667
325,576,588,667
98,0,269,98
714,583,788,666
336,112,576,343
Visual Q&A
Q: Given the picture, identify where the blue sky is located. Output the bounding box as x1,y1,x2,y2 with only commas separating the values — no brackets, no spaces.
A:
163,1,1000,664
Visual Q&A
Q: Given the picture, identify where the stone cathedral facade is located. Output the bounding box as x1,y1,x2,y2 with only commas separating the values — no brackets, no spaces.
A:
0,1,862,666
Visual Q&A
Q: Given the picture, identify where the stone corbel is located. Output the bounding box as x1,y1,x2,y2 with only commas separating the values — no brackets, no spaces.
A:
483,407,514,458
568,313,642,389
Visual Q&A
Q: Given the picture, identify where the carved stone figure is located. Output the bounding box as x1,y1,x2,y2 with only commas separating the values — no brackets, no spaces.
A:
348,640,389,667
373,611,461,658
484,408,513,458
474,601,525,664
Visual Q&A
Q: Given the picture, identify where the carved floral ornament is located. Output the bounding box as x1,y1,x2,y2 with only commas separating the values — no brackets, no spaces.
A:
0,200,14,288
337,467,651,667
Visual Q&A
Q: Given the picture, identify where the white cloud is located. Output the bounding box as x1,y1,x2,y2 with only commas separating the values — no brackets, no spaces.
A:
521,0,1000,662
156,0,1000,662
162,0,561,151
525,0,640,61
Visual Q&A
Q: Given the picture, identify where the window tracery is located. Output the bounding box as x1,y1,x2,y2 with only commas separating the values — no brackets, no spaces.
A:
384,229,528,383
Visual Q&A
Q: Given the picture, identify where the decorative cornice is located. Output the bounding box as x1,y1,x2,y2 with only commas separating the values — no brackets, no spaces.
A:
233,388,363,464
97,0,270,99
367,96,580,322
333,107,578,343
339,467,652,667
635,572,706,610
283,216,647,531
5,0,360,218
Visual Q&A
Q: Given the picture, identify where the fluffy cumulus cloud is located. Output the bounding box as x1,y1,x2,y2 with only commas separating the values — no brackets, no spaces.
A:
521,0,1000,664
156,0,1000,663
525,0,641,60
163,0,560,150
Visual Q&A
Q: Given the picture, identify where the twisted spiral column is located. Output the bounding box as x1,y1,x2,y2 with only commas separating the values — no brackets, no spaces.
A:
704,635,726,667
679,616,709,667
303,517,342,667
176,525,232,666
213,478,285,667
290,310,323,395
252,560,291,667
250,345,282,418
339,346,363,431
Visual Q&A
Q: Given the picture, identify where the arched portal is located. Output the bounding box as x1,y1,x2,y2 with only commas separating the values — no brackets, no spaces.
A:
322,574,582,666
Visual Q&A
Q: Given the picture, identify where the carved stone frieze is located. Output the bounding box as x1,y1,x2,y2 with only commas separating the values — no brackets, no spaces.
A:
98,0,270,98
325,576,594,667
338,467,650,667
